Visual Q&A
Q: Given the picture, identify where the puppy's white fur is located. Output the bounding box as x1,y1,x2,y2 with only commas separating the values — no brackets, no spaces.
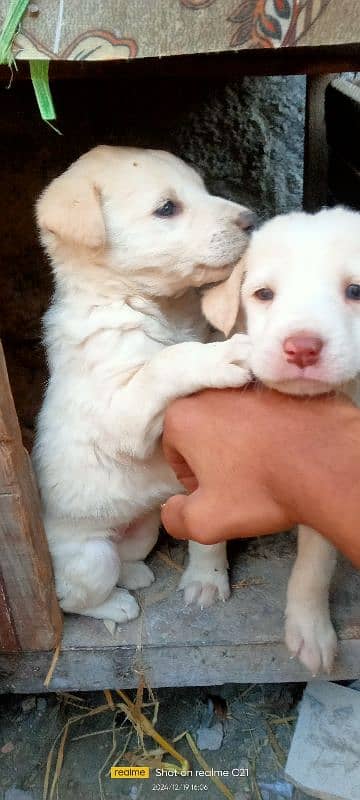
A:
33,145,252,624
202,206,360,674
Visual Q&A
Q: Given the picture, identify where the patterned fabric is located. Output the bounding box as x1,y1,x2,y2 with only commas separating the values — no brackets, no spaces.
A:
229,0,307,48
0,0,355,61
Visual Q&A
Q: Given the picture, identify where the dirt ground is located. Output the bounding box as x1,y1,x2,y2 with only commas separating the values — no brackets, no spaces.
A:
0,683,320,800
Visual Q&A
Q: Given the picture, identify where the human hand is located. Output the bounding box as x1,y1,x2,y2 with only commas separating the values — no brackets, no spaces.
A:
161,386,360,566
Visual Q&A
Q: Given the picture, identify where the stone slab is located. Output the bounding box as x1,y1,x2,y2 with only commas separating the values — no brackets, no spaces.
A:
285,680,360,800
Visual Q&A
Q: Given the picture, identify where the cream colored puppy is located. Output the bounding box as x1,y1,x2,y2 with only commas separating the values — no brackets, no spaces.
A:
202,206,360,674
33,145,254,624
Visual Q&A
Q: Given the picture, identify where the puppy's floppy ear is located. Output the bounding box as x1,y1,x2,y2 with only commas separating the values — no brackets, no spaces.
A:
36,167,105,249
201,257,245,336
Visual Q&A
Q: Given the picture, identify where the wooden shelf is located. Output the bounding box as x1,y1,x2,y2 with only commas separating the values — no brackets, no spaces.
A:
1,535,359,693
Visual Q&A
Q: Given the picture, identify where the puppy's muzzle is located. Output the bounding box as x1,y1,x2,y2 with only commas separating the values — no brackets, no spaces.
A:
283,334,323,368
234,210,257,233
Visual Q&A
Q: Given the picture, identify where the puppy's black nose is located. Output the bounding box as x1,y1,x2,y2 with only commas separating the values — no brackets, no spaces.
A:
235,210,257,232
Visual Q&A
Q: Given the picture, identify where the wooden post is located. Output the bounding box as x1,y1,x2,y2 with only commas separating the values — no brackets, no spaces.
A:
303,73,337,212
0,341,62,652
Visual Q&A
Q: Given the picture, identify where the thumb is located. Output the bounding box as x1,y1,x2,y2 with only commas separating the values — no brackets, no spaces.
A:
161,489,226,544
161,494,190,540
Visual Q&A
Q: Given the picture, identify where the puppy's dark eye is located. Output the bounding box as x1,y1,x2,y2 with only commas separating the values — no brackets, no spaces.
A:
254,288,274,301
345,283,360,301
154,200,179,218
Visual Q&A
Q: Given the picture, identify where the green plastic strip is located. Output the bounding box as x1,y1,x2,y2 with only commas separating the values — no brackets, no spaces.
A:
0,1,58,126
0,0,29,64
29,59,56,121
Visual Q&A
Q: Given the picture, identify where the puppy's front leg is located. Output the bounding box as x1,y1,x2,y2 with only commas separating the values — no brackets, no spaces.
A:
116,334,251,460
179,541,230,608
285,526,337,674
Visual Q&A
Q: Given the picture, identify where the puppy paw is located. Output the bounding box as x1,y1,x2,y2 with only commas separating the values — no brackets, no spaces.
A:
119,561,155,590
179,566,230,609
225,332,252,362
211,334,252,389
285,607,338,674
102,589,140,623
82,588,140,624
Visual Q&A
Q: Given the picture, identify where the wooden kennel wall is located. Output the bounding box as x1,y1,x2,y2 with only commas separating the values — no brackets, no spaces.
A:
0,0,360,691
0,344,62,653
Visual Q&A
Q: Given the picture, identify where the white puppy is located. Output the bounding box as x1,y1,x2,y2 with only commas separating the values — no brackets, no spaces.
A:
202,206,360,674
33,145,254,625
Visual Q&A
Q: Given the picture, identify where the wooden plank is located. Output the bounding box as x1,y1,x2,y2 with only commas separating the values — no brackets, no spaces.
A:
1,640,360,694
303,73,336,212
1,44,360,84
0,536,358,691
0,569,19,652
0,341,62,652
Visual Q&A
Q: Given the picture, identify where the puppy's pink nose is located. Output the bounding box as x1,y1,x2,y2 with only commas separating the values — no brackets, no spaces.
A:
283,335,323,368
